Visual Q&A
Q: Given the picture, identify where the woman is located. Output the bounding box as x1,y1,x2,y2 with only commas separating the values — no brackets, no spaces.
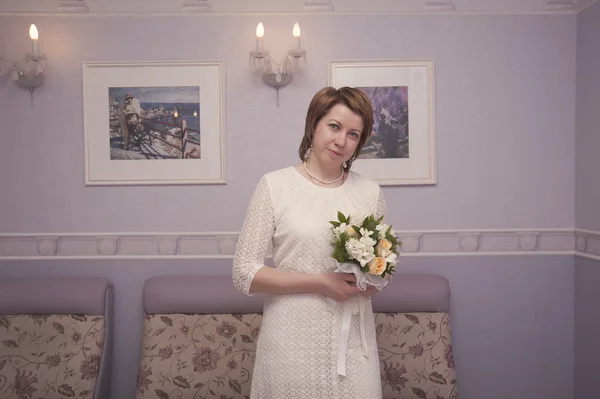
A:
233,87,387,398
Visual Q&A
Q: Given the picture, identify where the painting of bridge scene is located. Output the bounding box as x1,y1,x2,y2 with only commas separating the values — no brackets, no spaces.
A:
108,86,201,160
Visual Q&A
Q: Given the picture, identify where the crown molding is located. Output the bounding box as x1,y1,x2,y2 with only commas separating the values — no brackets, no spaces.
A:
0,0,597,16
0,228,598,261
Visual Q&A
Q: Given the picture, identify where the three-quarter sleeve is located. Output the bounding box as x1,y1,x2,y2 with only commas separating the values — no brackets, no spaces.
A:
233,176,275,295
374,186,387,222
374,185,394,285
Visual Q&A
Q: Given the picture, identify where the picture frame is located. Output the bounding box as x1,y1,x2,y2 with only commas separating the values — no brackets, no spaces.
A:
82,61,225,185
328,59,437,185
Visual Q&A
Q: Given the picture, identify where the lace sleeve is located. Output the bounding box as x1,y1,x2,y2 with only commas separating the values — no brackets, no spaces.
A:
233,176,275,295
375,186,387,222
375,186,394,285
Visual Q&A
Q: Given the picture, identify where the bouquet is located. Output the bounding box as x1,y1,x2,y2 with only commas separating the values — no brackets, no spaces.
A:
328,211,400,376
329,211,399,290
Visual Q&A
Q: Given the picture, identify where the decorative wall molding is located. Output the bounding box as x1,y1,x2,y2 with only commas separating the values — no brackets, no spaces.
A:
303,1,334,12
0,0,597,16
180,0,212,13
546,1,577,11
575,229,600,261
0,228,598,261
57,1,89,13
424,2,456,12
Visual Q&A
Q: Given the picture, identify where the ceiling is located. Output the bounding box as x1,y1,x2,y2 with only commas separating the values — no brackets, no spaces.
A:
0,0,598,15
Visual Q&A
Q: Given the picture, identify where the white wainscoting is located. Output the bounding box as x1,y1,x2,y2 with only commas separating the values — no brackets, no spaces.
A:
0,228,598,260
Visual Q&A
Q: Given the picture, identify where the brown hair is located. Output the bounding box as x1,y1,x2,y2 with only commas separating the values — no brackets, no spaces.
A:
298,87,374,172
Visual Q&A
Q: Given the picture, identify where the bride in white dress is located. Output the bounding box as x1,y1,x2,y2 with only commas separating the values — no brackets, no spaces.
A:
233,87,388,399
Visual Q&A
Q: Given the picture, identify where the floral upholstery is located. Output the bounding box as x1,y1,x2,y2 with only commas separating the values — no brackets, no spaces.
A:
376,312,458,399
137,313,262,399
0,314,105,399
136,311,458,399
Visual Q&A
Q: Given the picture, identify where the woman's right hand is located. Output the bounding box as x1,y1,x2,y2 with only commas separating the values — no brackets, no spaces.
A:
317,273,362,302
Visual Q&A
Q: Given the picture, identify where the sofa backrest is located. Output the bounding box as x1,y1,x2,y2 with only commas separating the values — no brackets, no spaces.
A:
137,274,458,399
373,274,458,399
0,277,114,399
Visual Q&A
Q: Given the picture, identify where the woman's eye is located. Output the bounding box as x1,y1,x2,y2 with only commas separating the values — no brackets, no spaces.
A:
349,132,360,139
329,123,339,130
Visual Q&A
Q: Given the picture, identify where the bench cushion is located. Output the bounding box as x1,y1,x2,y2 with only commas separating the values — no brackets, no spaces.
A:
137,313,261,399
0,314,106,399
376,312,458,399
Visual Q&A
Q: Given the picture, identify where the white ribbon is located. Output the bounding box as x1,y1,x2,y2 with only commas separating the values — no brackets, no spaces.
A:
327,295,367,377
328,262,389,377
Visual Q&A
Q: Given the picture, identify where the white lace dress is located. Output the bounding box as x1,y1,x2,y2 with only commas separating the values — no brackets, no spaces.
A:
233,166,386,399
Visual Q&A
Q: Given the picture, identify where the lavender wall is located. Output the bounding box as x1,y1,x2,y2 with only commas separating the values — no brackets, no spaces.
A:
575,3,600,399
0,14,575,232
576,3,600,231
574,257,600,399
0,11,579,399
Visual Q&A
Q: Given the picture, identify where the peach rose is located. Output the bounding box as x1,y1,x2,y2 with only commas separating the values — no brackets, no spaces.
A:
345,225,359,238
375,238,392,257
367,257,387,275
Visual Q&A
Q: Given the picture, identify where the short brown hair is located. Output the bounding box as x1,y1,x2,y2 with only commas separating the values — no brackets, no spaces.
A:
298,87,374,172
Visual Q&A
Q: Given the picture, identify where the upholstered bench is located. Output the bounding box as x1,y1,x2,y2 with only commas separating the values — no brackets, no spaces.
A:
372,274,458,399
0,277,114,399
137,274,458,399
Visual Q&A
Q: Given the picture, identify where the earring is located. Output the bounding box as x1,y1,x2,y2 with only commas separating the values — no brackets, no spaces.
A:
305,145,312,159
343,161,348,169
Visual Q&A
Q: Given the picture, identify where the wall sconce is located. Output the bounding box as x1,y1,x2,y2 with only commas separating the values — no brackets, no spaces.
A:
0,24,48,107
249,22,307,106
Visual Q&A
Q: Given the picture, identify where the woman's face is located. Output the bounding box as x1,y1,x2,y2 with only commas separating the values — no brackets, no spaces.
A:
311,104,364,168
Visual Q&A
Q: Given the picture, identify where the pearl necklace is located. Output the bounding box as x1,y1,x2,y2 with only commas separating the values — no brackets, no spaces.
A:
303,161,344,185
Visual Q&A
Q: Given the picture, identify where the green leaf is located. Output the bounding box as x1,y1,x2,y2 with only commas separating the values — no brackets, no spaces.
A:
337,211,345,223
352,226,361,235
329,221,340,227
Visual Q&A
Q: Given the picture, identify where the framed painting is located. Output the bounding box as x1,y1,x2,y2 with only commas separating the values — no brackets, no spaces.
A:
83,61,225,185
328,59,436,185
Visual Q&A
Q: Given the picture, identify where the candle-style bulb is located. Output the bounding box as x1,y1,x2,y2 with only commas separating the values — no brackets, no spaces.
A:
29,24,39,55
29,24,39,40
256,22,265,38
292,23,301,50
255,22,265,53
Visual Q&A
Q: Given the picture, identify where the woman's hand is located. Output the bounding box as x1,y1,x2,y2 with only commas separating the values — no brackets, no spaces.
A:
317,273,362,302
360,285,379,298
